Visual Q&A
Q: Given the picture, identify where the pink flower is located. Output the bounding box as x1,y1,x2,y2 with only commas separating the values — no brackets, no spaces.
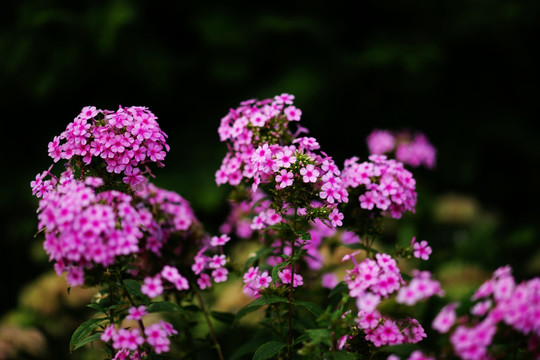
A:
275,169,294,188
141,275,163,298
101,324,116,342
432,303,458,333
329,208,344,227
212,267,228,283
300,164,319,183
275,149,296,168
197,273,212,289
322,273,339,289
210,234,230,247
274,93,295,104
127,305,147,321
413,240,432,260
366,130,395,155
284,106,302,121
279,268,303,287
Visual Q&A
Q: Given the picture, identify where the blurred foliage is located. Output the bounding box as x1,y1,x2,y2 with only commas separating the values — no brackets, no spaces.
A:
0,0,539,357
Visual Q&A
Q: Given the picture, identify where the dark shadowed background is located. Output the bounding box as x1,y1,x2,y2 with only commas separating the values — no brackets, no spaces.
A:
0,0,539,357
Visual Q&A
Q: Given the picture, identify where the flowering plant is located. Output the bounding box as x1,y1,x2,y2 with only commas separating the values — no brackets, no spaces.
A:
30,97,539,360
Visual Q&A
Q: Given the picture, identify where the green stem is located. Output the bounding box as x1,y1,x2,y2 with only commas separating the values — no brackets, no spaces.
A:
287,206,298,360
193,286,225,360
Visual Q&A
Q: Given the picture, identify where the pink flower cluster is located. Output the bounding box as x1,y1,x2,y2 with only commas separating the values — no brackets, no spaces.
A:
191,236,230,289
341,155,417,219
361,314,427,347
387,350,435,360
36,171,146,286
101,320,177,356
215,94,303,187
396,270,444,305
48,105,169,185
343,253,405,312
140,265,189,298
136,183,197,254
251,142,348,213
434,265,540,359
243,266,273,298
343,252,444,347
366,129,436,169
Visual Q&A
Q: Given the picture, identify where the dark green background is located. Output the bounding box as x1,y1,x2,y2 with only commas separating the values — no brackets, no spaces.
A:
1,0,539,317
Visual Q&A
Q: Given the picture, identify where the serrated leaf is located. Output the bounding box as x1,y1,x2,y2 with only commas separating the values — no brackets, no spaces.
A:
234,295,288,325
147,301,185,315
211,311,235,324
122,279,144,299
295,300,323,318
69,317,105,352
252,341,286,360
72,332,102,351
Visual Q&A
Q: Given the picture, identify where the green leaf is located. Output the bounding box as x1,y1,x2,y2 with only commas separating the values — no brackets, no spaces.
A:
86,303,102,311
328,281,348,302
244,246,275,270
230,338,265,360
252,341,286,360
296,230,311,241
234,295,288,324
306,329,332,347
323,351,358,360
342,242,368,250
147,301,186,315
69,317,105,352
211,311,235,324
267,223,291,231
123,279,144,299
295,300,323,318
271,262,289,284
72,332,102,351
294,334,310,345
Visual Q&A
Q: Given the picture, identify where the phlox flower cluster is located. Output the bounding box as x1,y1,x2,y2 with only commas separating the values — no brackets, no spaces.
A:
215,94,303,187
435,265,540,360
341,155,417,219
366,129,436,169
48,105,169,185
343,253,404,313
219,198,256,239
101,320,177,357
387,350,435,360
396,270,444,306
140,265,189,299
36,171,146,286
191,236,230,289
250,142,347,222
360,314,427,347
135,183,197,254
243,266,273,298
216,94,346,227
343,252,443,347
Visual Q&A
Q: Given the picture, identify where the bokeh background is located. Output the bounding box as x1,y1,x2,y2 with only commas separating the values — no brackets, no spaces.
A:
1,0,539,358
